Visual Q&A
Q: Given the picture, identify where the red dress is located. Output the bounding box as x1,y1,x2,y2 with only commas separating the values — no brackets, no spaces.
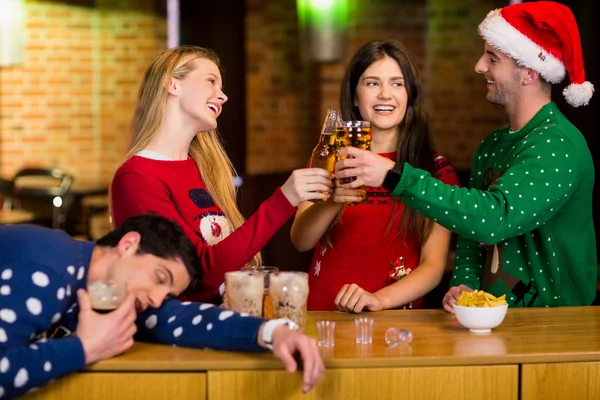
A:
307,152,460,311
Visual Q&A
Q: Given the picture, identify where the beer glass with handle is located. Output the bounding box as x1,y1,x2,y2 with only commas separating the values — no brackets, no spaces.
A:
241,265,279,318
336,120,372,205
270,271,309,331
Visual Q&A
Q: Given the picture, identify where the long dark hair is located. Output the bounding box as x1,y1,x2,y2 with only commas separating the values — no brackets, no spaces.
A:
327,40,436,246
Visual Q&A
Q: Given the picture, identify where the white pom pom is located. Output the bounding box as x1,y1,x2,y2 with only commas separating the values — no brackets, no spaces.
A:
563,81,594,107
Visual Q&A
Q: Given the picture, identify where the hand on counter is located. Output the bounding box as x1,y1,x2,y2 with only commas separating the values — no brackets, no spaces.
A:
443,284,474,313
264,325,324,393
334,283,383,313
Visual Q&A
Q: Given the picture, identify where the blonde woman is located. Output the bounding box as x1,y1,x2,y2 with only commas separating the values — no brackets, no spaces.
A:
111,46,332,303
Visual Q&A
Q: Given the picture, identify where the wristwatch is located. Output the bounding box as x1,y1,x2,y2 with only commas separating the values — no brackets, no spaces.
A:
382,162,404,192
261,318,299,350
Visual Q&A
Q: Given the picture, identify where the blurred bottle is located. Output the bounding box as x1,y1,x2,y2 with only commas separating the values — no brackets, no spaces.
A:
309,108,342,203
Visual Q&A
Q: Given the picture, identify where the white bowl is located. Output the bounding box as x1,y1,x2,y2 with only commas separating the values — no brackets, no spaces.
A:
453,304,508,333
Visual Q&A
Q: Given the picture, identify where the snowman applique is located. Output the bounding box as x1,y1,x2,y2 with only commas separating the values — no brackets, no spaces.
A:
189,188,231,245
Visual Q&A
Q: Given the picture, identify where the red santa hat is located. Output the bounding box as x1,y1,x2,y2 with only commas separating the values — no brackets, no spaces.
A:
478,1,593,107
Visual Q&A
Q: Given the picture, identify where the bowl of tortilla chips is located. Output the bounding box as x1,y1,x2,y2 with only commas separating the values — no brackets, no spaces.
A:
453,290,508,334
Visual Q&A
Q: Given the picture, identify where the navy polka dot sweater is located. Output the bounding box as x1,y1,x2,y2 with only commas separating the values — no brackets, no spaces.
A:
0,225,265,398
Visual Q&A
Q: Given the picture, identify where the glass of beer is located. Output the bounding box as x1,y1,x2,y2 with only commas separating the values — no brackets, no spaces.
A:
225,271,265,317
309,108,342,203
88,280,127,313
269,271,309,331
336,121,372,205
241,266,279,318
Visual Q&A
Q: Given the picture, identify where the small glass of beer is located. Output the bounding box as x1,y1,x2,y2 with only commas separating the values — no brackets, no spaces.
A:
336,121,372,204
88,280,127,313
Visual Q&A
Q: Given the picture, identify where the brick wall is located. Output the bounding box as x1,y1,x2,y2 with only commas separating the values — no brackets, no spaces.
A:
0,0,166,185
245,0,313,175
1,1,509,182
246,0,507,173
427,0,507,168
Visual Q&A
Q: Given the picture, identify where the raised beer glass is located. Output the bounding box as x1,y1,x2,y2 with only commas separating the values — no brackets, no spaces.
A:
309,108,342,203
336,120,372,204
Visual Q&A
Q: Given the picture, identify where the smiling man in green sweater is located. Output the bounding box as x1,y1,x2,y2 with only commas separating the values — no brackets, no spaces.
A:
335,1,596,310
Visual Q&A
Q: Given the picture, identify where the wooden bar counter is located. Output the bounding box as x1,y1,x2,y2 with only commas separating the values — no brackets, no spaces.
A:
26,307,600,400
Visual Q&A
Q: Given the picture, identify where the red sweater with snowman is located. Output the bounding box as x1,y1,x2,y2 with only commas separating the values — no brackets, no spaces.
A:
111,155,296,303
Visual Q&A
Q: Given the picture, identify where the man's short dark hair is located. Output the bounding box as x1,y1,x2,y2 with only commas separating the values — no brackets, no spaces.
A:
96,213,200,285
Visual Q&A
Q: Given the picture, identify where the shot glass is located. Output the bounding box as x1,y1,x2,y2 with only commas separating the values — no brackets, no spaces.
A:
316,320,336,347
319,345,335,360
355,317,374,344
384,327,413,347
355,343,373,358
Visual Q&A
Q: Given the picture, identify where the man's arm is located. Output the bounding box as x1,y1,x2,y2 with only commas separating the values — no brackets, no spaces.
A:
135,300,266,351
0,338,86,398
0,262,86,397
135,300,324,393
337,136,578,245
441,235,483,313
450,235,485,290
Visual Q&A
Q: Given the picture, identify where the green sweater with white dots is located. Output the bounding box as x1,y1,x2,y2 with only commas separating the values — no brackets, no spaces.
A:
392,102,596,307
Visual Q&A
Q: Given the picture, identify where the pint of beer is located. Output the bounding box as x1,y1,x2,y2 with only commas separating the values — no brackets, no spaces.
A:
225,271,264,317
336,121,372,204
309,108,342,203
241,266,279,318
269,272,309,331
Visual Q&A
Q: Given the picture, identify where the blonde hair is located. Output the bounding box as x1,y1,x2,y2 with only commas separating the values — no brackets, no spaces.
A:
112,46,261,267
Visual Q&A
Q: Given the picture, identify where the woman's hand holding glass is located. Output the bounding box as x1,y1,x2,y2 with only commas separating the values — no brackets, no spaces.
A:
281,168,334,207
331,182,366,204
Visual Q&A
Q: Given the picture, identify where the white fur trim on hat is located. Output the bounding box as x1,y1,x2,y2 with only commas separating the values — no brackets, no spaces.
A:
478,9,566,83
563,81,594,107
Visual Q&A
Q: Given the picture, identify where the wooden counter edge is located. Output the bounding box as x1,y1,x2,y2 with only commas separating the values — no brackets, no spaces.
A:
86,352,600,372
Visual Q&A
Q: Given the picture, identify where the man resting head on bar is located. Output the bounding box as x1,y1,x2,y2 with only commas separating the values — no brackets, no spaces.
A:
0,213,324,398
